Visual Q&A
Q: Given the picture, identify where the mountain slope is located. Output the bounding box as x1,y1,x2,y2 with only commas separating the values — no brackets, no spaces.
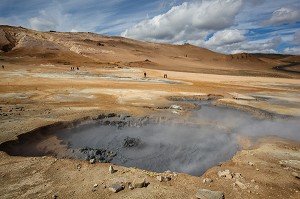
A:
0,25,299,77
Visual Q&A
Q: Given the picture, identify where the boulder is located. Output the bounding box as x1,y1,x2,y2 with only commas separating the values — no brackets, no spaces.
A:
196,189,224,199
132,178,147,188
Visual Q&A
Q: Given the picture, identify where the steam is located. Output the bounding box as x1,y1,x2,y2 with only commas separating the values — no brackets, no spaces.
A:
2,104,299,176
57,105,300,176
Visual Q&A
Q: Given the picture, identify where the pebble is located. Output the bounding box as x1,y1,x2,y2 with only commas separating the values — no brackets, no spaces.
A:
128,183,134,190
234,173,242,179
196,189,224,199
109,165,116,174
156,176,171,182
89,159,96,164
109,184,124,193
203,178,213,183
248,162,255,166
93,184,98,188
251,179,255,183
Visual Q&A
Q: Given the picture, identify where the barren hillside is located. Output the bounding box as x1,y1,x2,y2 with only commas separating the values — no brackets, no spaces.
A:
1,25,299,77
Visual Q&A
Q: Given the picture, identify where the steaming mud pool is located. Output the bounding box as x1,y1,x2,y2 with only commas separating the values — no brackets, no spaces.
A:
1,105,299,176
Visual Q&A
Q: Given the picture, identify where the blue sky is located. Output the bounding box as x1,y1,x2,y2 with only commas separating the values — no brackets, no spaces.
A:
0,0,299,54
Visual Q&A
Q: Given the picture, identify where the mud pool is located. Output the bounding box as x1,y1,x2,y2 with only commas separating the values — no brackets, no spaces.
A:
1,105,299,176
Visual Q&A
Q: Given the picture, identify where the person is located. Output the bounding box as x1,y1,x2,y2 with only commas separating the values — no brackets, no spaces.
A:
2,65,4,69
144,72,147,78
77,67,79,70
164,74,167,78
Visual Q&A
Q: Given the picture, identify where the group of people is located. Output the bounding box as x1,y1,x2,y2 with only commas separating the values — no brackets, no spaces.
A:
143,72,168,78
70,66,79,70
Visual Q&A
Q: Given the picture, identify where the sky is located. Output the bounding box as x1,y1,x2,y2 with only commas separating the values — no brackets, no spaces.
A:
0,0,299,55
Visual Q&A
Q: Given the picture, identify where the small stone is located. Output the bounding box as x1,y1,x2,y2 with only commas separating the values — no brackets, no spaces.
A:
292,172,300,179
157,176,163,182
89,159,96,164
256,169,259,171
225,174,233,179
235,180,247,190
133,178,147,188
109,184,124,193
251,179,255,183
203,178,213,183
248,162,254,166
109,165,116,174
217,170,230,177
196,189,224,199
93,184,98,188
156,176,171,182
234,173,242,179
52,193,57,199
165,170,172,174
255,185,259,190
128,184,134,190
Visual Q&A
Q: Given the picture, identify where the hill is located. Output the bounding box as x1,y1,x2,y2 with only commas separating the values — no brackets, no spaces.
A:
1,25,299,77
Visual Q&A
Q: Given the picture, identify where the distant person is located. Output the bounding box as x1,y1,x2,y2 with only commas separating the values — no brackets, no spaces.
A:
144,72,147,78
2,65,4,69
77,67,79,70
164,74,167,78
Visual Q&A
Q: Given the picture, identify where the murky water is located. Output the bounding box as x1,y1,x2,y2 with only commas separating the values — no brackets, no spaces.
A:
1,105,299,176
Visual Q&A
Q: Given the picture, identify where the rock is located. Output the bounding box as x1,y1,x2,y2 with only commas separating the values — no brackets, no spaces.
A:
93,184,98,188
52,193,57,199
89,158,96,164
235,180,247,189
133,178,147,188
248,162,254,166
123,136,141,148
225,174,233,179
251,179,255,183
292,172,300,179
196,189,224,199
128,183,134,190
234,173,242,179
156,176,171,182
203,178,213,183
156,176,163,182
109,165,116,174
109,184,124,193
217,170,230,177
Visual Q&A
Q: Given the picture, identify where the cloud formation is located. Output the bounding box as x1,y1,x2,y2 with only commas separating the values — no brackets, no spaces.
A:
0,0,300,54
121,0,243,42
264,7,300,25
205,29,246,46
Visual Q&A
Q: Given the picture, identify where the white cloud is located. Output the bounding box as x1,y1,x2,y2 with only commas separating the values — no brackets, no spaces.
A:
205,29,246,46
264,7,300,25
283,47,300,55
121,0,243,42
294,30,300,44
